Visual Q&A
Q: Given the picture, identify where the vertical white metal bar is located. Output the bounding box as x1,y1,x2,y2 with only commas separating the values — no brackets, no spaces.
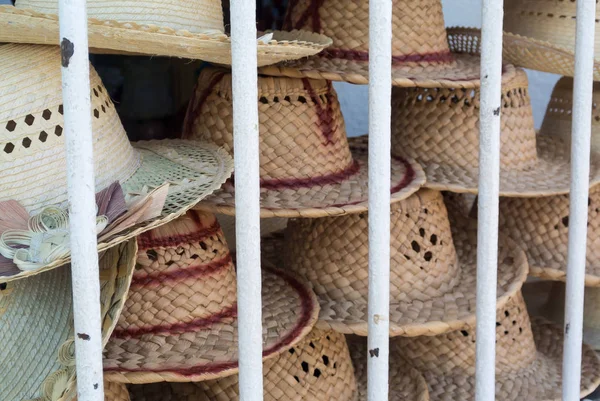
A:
58,0,104,400
475,0,503,400
563,0,596,399
367,0,392,399
230,1,264,401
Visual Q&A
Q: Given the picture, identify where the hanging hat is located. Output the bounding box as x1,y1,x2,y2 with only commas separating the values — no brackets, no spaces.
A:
0,1,332,66
258,0,483,88
502,0,600,80
1,239,136,401
394,291,600,401
184,67,425,218
391,66,600,196
103,210,319,384
275,188,527,336
0,44,233,282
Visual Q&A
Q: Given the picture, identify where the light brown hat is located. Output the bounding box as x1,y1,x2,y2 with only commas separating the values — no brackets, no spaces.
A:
185,67,425,218
391,66,600,196
395,291,600,401
259,0,483,88
0,1,332,66
103,210,319,384
276,188,527,336
72,382,131,401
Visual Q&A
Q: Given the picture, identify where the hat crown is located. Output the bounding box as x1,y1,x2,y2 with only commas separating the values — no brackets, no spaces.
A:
15,0,224,33
0,44,140,215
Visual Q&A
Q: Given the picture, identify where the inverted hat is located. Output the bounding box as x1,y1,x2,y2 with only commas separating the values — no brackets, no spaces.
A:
0,44,233,282
277,188,527,336
185,67,425,218
394,291,600,401
259,0,483,88
1,239,136,401
0,0,332,66
103,210,319,384
391,66,600,196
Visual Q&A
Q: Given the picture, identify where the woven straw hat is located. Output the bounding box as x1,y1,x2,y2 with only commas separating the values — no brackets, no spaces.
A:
0,44,233,283
1,239,136,401
0,1,332,66
258,0,483,88
277,188,527,336
185,67,425,218
391,66,600,196
103,210,319,384
72,382,131,401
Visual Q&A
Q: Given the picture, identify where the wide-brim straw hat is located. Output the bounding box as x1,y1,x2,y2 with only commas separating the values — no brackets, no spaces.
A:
395,291,600,401
185,67,425,218
0,44,233,283
103,210,319,384
1,239,136,401
272,188,527,336
258,0,483,88
0,1,332,66
391,65,600,196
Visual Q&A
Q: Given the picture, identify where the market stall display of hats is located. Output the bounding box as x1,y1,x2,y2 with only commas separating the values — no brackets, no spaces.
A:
0,0,333,66
185,67,425,218
103,210,319,384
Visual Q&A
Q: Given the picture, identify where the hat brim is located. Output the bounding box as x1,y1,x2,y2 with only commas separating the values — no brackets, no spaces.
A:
194,136,426,218
103,267,319,383
0,6,332,66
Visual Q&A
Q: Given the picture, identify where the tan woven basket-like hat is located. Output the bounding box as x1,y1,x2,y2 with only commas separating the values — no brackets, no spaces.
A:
391,66,600,196
277,188,527,336
259,0,483,88
0,44,233,283
185,67,425,218
395,291,600,401
103,210,319,384
0,1,332,66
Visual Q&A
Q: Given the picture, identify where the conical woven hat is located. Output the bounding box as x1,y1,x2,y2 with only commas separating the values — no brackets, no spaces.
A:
0,1,332,66
395,291,600,401
258,0,482,88
103,210,319,384
0,44,233,282
278,188,527,336
185,67,425,218
1,239,136,401
391,66,600,196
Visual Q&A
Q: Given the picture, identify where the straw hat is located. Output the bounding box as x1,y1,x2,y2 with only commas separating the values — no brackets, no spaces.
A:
0,1,332,66
72,382,131,401
395,291,600,401
1,239,136,401
391,66,600,196
185,67,425,218
103,210,319,384
258,0,483,88
276,188,528,336
0,44,233,282
502,0,600,80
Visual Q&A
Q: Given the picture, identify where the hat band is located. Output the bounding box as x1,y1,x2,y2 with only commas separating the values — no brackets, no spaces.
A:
256,159,360,190
320,48,456,65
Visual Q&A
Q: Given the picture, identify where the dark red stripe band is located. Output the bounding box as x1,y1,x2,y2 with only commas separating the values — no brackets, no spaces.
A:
137,218,222,250
259,159,360,190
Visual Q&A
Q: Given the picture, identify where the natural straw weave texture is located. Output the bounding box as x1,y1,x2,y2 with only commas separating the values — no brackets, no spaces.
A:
0,1,332,66
103,210,319,384
391,65,600,196
258,0,484,88
0,44,233,283
278,188,528,336
73,382,130,401
394,292,600,401
187,68,425,218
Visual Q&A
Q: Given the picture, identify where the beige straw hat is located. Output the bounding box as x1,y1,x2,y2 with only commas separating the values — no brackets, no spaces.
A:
1,239,136,401
0,1,332,66
185,67,425,218
275,188,527,336
0,44,233,283
258,0,483,88
395,291,600,401
103,210,319,384
391,66,600,196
